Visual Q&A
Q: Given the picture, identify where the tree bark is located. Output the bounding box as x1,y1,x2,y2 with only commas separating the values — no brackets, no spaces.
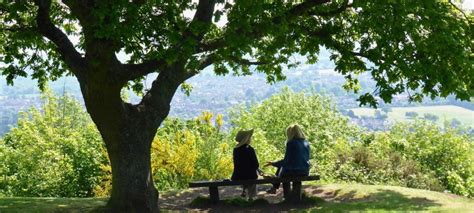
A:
79,78,164,212
105,129,159,212
94,107,162,212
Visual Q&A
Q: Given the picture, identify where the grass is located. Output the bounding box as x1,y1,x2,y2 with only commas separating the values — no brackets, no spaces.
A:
1,184,473,212
309,183,474,212
0,197,107,213
351,105,474,127
188,184,474,212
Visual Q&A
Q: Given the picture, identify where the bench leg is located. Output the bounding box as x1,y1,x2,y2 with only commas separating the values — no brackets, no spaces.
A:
283,182,291,201
292,181,302,202
209,186,219,204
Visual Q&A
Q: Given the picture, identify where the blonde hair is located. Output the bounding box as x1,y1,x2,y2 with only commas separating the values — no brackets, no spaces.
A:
286,124,306,141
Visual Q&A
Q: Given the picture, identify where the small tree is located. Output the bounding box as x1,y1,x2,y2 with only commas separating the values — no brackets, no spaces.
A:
406,111,419,118
1,1,472,211
424,113,440,122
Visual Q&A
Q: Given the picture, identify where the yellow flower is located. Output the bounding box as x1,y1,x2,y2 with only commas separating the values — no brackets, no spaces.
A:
216,114,224,129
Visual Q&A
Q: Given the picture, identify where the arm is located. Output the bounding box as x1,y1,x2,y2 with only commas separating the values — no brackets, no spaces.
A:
272,141,294,167
231,148,237,179
250,147,259,170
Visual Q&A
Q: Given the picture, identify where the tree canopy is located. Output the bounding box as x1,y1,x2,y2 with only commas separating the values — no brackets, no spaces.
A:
1,0,472,106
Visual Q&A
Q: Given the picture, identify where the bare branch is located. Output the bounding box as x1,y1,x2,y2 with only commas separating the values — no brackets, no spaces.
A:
33,0,85,76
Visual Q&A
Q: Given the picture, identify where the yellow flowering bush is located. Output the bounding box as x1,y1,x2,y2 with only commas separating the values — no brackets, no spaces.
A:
151,112,232,190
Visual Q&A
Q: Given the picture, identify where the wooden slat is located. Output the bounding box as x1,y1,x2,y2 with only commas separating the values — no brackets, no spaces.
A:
189,175,320,187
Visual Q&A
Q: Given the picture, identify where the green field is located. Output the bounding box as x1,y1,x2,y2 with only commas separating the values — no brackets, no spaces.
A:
351,105,474,127
1,184,473,212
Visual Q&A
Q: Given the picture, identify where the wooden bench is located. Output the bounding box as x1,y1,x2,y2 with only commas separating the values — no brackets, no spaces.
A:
189,175,320,204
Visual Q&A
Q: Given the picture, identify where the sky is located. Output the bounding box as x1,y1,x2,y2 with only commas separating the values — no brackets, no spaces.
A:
463,0,474,9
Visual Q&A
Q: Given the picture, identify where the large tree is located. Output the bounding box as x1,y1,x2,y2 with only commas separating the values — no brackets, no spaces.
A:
1,0,472,211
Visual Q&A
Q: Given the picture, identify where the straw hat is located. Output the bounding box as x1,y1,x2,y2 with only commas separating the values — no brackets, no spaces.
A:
235,129,254,148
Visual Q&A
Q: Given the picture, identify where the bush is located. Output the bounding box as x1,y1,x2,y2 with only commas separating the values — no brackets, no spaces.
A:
229,88,359,176
150,113,234,190
0,89,107,197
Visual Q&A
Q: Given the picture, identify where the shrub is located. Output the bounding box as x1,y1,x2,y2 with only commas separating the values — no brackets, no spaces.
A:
0,89,106,197
229,88,360,177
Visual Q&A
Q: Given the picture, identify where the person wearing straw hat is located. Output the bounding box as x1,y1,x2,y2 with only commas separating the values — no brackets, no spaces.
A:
264,124,310,194
231,129,260,200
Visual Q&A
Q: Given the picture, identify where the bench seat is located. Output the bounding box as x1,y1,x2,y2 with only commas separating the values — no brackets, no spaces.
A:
189,175,320,203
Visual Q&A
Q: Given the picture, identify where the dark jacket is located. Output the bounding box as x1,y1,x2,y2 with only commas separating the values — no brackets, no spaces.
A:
231,144,259,180
273,138,310,175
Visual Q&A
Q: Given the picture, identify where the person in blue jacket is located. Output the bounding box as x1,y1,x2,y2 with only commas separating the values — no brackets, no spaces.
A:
231,129,260,200
264,124,310,194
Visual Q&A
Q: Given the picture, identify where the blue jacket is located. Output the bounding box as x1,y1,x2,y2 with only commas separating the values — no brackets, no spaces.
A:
273,138,310,175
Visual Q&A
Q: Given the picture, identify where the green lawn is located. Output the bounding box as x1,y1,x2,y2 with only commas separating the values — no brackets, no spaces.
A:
1,184,473,212
0,197,107,212
351,105,474,127
309,183,474,212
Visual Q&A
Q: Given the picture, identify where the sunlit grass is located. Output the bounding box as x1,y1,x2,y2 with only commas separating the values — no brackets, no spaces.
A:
351,105,474,127
1,184,473,212
0,197,107,213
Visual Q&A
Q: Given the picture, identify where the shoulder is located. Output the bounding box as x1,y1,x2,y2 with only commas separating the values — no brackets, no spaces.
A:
246,145,255,151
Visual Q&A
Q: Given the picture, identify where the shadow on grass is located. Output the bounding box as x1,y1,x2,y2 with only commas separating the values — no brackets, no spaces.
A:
189,193,324,212
321,189,442,212
187,188,442,212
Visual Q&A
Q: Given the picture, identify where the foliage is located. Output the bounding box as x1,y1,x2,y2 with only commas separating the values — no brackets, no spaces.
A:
321,121,474,197
0,88,107,197
1,0,472,107
230,88,359,175
150,112,234,190
388,121,474,197
0,89,473,198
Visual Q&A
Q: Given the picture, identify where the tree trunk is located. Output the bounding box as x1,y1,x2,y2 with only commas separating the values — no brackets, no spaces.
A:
105,128,159,212
80,83,164,212
79,62,184,212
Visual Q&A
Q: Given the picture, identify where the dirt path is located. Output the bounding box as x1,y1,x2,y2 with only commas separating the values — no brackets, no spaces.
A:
159,185,332,212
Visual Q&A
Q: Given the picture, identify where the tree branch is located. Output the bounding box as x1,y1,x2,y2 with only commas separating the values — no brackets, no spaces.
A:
199,0,333,53
120,0,217,83
278,0,331,21
192,0,216,26
309,0,352,17
121,59,166,81
228,56,270,66
186,0,217,45
448,0,473,25
34,0,85,76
